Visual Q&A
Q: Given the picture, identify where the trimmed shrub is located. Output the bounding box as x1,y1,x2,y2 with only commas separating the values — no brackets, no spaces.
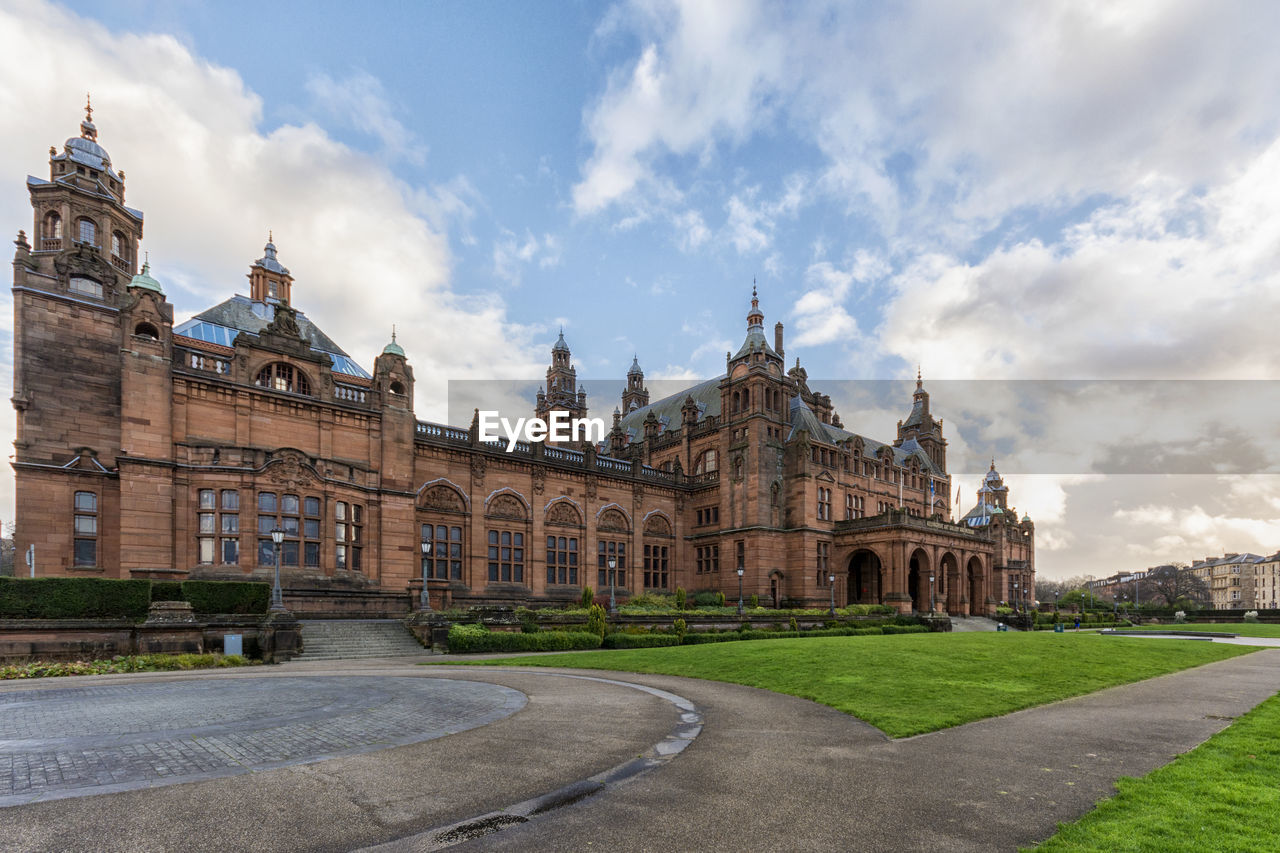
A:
0,577,151,619
446,624,602,653
748,594,759,608
585,603,608,638
180,581,269,615
602,633,681,649
580,586,594,608
691,590,722,607
150,581,184,602
673,617,686,640
675,586,687,610
882,624,929,635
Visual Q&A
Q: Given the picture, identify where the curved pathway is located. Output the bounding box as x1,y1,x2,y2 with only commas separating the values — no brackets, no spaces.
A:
1,648,1278,852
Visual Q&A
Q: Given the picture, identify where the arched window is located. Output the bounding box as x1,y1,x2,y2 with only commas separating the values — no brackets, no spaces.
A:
389,380,405,395
43,211,62,243
77,217,96,247
255,362,312,395
133,322,159,340
693,449,717,474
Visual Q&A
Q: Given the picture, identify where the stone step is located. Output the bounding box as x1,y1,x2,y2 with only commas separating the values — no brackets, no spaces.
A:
297,620,426,660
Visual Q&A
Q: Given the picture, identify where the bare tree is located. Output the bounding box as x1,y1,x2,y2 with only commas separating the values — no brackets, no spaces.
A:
1142,563,1209,608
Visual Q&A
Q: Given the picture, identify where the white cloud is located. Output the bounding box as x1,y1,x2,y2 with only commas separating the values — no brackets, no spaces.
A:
672,208,709,250
492,230,563,285
790,251,887,347
305,70,424,165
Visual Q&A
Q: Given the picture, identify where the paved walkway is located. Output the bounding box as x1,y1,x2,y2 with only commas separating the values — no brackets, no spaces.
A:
1,648,1277,852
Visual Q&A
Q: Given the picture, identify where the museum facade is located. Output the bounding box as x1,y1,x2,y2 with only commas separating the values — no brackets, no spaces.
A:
10,109,1035,615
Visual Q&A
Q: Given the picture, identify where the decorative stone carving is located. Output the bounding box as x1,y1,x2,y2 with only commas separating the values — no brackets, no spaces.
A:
487,493,526,520
546,501,582,527
531,466,546,495
598,507,629,533
584,475,597,501
643,514,671,536
266,450,316,488
421,485,464,513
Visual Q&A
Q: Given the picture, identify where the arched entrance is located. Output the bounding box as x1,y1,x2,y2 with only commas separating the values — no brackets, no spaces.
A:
847,549,883,605
908,548,931,613
966,556,984,616
939,552,959,614
769,569,784,608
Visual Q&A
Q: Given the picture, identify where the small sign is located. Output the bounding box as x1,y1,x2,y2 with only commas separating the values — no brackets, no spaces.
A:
224,634,243,656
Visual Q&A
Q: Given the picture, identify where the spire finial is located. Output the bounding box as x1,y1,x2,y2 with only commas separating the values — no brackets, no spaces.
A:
990,457,996,470
84,93,93,123
268,230,273,244
392,324,397,343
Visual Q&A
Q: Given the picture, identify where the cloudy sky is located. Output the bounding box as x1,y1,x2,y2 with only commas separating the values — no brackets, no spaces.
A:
1,0,1278,579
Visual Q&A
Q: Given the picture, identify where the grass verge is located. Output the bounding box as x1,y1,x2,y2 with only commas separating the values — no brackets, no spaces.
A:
1127,622,1280,638
448,632,1253,737
1027,690,1280,852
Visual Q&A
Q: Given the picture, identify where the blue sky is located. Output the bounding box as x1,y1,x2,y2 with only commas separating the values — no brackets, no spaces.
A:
3,0,1280,578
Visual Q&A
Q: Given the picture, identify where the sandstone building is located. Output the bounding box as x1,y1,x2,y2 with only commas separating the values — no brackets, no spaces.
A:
10,109,1035,615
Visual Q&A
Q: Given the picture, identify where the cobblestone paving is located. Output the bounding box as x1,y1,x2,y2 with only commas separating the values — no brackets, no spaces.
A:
0,677,525,805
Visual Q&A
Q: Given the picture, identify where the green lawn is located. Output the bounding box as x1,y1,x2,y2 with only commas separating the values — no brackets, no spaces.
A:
1028,691,1280,852
1128,622,1280,638
455,632,1253,737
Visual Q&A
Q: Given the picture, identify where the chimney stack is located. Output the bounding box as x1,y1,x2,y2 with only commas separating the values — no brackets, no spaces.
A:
775,322,784,357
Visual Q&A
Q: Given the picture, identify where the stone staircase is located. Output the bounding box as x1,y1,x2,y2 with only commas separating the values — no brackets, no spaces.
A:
949,615,1001,632
297,620,428,660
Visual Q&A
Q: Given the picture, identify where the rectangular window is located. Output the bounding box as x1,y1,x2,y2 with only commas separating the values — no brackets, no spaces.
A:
199,489,216,510
488,530,525,583
222,490,239,511
547,535,579,585
258,492,277,513
198,537,215,565
73,491,98,567
597,540,626,588
422,523,463,580
222,538,239,565
644,544,669,589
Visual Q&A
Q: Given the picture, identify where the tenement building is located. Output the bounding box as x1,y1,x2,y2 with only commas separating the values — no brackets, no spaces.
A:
10,109,1035,615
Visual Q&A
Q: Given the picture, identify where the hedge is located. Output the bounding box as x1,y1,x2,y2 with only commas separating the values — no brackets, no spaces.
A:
179,581,269,615
150,581,184,602
602,633,682,649
447,624,603,653
0,577,151,619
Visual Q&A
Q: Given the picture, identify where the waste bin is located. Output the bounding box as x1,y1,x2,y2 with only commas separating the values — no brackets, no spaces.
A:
996,623,1009,632
224,634,243,656
1053,623,1064,633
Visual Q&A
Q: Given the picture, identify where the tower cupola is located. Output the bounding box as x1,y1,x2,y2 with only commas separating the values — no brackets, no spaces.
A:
248,233,294,303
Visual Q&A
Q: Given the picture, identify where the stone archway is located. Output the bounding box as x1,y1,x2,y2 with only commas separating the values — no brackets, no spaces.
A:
966,555,985,616
908,548,931,614
939,551,960,615
847,549,883,605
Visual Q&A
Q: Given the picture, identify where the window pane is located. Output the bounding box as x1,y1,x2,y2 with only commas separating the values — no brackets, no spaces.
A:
258,492,277,512
199,489,215,509
450,527,462,541
336,523,346,542
451,561,461,579
258,539,275,565
336,544,347,568
336,502,347,520
352,548,362,572
281,540,299,567
74,515,97,535
304,496,320,517
282,517,300,536
513,533,523,547
450,542,461,559
489,530,498,545
75,491,97,512
222,490,239,510
282,494,299,514
198,513,215,534
74,539,96,566
258,515,276,535
351,525,361,543
221,538,239,565
198,537,215,564
304,518,320,539
352,505,362,523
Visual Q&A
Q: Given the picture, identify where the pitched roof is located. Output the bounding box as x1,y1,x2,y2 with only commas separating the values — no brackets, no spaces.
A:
174,295,369,378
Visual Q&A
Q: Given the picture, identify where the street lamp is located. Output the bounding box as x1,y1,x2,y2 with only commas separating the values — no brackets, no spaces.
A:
1012,582,1019,615
828,573,836,616
269,527,285,611
419,539,432,611
736,563,745,615
608,556,618,615
929,574,935,614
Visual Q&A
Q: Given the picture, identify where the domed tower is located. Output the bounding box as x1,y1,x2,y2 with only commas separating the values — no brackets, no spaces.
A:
621,354,649,413
534,329,588,438
893,368,947,472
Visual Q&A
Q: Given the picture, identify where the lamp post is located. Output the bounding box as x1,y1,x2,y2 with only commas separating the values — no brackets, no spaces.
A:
269,527,285,611
608,556,617,615
736,564,745,615
1012,582,1019,615
929,574,935,614
828,573,836,616
419,540,432,611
